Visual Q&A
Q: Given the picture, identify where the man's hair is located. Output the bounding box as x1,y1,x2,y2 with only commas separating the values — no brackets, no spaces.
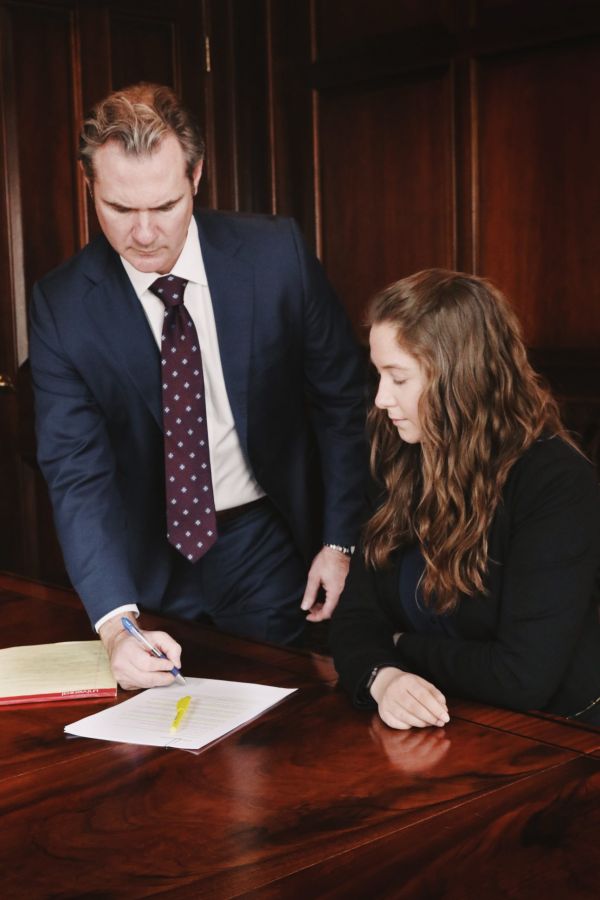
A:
78,82,205,182
363,268,577,612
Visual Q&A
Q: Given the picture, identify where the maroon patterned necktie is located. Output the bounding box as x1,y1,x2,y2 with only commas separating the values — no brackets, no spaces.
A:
149,274,218,562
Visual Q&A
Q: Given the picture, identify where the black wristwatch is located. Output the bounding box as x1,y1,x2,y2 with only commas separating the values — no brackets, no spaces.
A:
365,665,383,694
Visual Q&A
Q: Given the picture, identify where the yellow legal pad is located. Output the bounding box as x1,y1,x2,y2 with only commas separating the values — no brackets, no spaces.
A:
0,641,117,705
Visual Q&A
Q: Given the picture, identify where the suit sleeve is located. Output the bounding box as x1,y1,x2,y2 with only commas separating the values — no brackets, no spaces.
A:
394,449,600,711
289,219,368,547
29,281,140,623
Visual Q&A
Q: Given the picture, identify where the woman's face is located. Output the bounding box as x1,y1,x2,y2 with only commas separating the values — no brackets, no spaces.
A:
370,322,427,444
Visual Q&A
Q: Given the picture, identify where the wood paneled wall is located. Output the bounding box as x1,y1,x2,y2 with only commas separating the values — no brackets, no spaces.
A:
219,2,600,350
0,0,599,586
265,0,600,456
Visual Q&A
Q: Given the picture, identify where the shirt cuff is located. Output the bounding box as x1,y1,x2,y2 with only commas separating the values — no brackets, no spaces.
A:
94,605,140,633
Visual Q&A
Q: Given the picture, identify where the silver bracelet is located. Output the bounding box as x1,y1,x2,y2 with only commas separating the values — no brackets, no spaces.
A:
324,543,355,556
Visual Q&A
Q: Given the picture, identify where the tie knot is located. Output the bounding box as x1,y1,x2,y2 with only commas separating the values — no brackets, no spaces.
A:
149,274,189,308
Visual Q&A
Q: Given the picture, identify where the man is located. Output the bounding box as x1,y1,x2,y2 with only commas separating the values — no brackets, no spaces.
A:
29,83,366,689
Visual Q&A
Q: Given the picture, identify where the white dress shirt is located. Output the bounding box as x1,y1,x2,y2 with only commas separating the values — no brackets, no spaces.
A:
95,218,263,631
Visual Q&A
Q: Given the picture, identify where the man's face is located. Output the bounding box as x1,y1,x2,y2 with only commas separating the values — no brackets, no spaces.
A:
90,134,202,274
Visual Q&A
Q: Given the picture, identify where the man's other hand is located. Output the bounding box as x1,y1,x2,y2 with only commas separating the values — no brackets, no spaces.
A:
300,545,351,622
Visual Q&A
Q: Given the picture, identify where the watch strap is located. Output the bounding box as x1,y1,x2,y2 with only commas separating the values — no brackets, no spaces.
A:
324,543,355,556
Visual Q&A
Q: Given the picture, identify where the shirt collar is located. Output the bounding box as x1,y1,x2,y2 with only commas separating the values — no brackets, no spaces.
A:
120,217,207,299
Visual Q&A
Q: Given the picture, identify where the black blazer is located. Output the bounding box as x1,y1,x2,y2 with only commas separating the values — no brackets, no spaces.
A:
29,211,367,624
331,437,600,720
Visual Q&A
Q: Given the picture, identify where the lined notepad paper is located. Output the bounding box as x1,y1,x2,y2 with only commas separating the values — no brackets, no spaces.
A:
0,641,117,705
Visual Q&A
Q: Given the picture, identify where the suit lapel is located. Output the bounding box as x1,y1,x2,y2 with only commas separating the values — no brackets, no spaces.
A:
196,212,254,452
80,240,163,428
78,216,256,442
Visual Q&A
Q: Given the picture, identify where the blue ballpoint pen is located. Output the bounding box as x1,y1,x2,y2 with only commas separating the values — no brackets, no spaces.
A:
121,617,186,685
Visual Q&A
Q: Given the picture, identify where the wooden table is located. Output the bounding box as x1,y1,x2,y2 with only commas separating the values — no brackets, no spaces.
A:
1,573,599,899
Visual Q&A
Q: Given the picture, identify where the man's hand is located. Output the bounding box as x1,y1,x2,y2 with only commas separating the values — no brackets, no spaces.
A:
98,616,183,691
300,545,351,622
370,666,449,730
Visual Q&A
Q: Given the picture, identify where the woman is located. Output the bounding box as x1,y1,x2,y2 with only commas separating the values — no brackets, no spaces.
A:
331,269,600,729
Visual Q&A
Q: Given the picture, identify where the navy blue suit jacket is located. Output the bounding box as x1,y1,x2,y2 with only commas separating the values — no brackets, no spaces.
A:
29,210,367,624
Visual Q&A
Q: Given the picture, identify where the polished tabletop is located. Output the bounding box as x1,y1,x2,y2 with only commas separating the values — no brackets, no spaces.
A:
1,573,599,899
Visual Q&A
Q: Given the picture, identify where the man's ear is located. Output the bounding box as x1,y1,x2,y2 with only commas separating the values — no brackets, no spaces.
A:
192,159,203,195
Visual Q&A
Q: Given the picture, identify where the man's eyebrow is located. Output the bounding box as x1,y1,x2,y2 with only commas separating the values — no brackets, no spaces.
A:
149,196,184,210
104,195,184,211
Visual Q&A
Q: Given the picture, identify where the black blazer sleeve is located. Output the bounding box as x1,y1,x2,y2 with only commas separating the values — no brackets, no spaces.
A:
330,484,402,707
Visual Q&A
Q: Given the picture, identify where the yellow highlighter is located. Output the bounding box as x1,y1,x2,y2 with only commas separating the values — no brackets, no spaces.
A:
170,695,192,734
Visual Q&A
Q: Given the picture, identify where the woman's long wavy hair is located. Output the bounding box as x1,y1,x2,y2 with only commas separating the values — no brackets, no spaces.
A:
364,268,577,613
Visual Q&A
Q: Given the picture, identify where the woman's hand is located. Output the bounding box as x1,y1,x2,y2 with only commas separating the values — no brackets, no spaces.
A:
370,666,449,730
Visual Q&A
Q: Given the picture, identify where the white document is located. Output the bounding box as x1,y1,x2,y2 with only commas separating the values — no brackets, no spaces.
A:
64,677,296,750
